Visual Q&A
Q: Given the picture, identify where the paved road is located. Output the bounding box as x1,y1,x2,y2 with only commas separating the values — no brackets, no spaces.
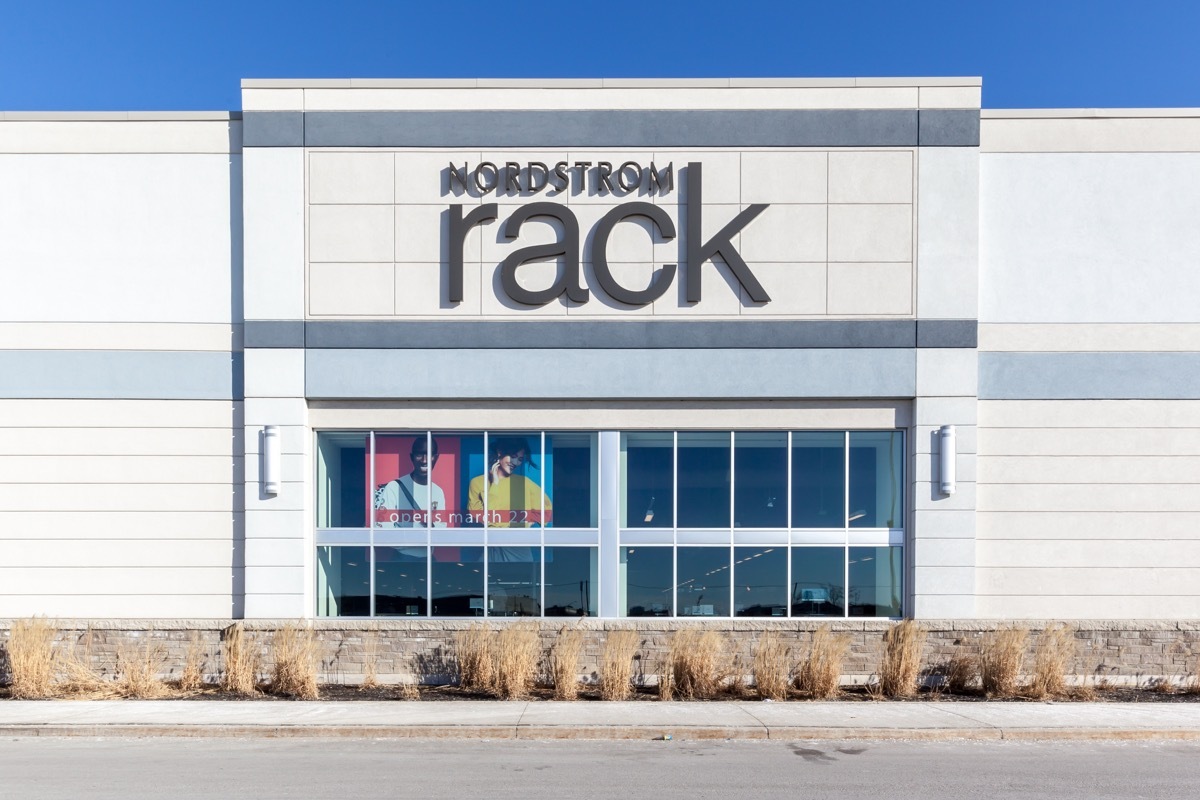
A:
3,738,1199,799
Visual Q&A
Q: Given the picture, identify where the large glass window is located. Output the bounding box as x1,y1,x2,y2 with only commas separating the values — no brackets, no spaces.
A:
791,547,846,617
734,547,787,617
734,432,787,528
792,432,845,528
374,546,427,616
677,547,731,617
622,547,673,617
546,432,598,528
487,546,541,616
848,546,903,617
316,546,370,617
849,432,904,529
544,547,597,617
431,546,484,617
677,432,731,528
622,432,673,528
317,433,368,528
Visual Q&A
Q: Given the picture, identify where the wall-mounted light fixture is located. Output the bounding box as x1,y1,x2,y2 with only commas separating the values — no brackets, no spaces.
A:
262,425,281,496
938,424,957,496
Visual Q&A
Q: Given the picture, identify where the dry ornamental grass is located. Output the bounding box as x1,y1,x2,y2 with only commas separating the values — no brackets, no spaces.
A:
455,624,495,693
599,629,639,701
6,617,57,699
878,621,926,698
795,625,852,700
1028,624,1075,699
269,623,320,700
549,627,585,701
360,629,381,691
492,624,541,700
753,632,792,700
943,648,976,694
115,634,172,699
178,631,206,693
980,626,1028,698
661,629,729,700
220,622,261,696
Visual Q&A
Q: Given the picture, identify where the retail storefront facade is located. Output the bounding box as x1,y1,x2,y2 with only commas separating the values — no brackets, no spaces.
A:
2,78,1199,630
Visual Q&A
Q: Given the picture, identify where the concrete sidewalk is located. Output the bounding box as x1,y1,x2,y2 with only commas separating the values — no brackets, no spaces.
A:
2,700,1200,741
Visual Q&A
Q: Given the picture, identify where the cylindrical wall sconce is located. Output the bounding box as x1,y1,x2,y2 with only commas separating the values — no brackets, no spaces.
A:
938,424,957,496
262,425,281,497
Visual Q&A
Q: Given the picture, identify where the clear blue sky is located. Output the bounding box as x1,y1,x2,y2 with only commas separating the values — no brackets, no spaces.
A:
1,0,1197,110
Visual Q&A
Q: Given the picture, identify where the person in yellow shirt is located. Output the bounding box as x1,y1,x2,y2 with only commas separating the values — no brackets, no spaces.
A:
468,436,552,527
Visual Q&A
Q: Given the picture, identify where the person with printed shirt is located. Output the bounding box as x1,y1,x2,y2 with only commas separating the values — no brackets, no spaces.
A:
374,437,446,528
467,436,551,528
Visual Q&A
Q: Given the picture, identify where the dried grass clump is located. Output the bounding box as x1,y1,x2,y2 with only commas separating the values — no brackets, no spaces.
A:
220,622,261,696
455,624,495,693
55,629,113,699
492,624,541,700
980,626,1028,698
944,648,977,694
795,625,851,700
549,627,585,701
361,630,381,691
115,635,172,699
399,680,421,700
178,631,207,693
599,629,639,701
6,617,57,699
753,632,792,700
878,621,926,698
269,623,320,699
1027,624,1075,699
660,629,729,700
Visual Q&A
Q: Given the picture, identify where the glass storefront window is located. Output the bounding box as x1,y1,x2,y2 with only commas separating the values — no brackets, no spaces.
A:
546,432,597,528
734,432,787,528
848,546,903,617
622,547,673,617
316,546,370,617
791,431,846,529
849,431,903,529
431,546,484,617
317,433,368,529
374,546,427,616
677,432,731,528
479,431,546,528
791,547,846,617
622,432,673,528
734,546,787,617
677,547,731,617
544,547,597,617
430,432,484,529
487,546,541,616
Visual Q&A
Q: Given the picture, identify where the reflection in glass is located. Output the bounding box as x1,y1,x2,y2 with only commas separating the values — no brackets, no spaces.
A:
677,432,731,528
487,546,541,616
791,547,846,617
849,432,903,529
734,432,787,528
473,432,548,528
544,547,597,617
622,547,673,616
792,432,845,529
677,547,731,617
430,432,484,528
848,546,903,617
734,547,787,616
316,433,368,528
622,432,674,528
546,432,597,528
316,546,370,617
374,546,428,616
431,546,484,616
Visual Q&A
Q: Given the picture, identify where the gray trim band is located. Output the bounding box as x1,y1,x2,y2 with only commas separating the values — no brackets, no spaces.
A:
242,110,980,148
0,351,244,400
248,320,978,349
244,320,305,348
306,348,916,400
979,352,1200,400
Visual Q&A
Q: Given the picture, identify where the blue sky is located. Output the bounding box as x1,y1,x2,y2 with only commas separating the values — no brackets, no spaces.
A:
1,0,1197,110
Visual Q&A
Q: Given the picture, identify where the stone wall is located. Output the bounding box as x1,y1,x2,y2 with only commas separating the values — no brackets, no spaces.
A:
2,620,1198,688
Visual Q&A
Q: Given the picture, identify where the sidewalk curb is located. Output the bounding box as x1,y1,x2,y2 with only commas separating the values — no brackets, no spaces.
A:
3,724,1200,742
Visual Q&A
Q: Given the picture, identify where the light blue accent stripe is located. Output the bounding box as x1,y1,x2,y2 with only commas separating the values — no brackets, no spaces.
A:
305,348,915,399
0,351,243,400
979,352,1200,400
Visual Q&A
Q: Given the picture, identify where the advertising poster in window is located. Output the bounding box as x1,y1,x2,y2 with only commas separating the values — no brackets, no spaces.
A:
371,433,555,528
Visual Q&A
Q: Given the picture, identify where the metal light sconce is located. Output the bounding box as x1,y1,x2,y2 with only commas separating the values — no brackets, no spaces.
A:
938,424,957,496
262,425,281,496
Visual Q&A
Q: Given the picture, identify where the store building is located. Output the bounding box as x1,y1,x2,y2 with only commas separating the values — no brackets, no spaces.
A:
2,78,1199,627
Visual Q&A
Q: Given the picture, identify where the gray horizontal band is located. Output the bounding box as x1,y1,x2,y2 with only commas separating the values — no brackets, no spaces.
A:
0,351,244,400
244,320,305,348
247,320,977,350
243,110,980,148
979,352,1200,400
306,348,916,399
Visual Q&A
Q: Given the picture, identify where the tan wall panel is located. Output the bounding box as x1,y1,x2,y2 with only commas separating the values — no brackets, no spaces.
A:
0,511,240,540
0,594,235,618
979,399,1200,429
0,399,241,428
0,484,237,513
0,455,240,484
977,511,1200,541
0,428,241,457
977,455,1200,484
978,539,1200,569
0,566,234,596
977,483,1200,513
0,539,235,568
